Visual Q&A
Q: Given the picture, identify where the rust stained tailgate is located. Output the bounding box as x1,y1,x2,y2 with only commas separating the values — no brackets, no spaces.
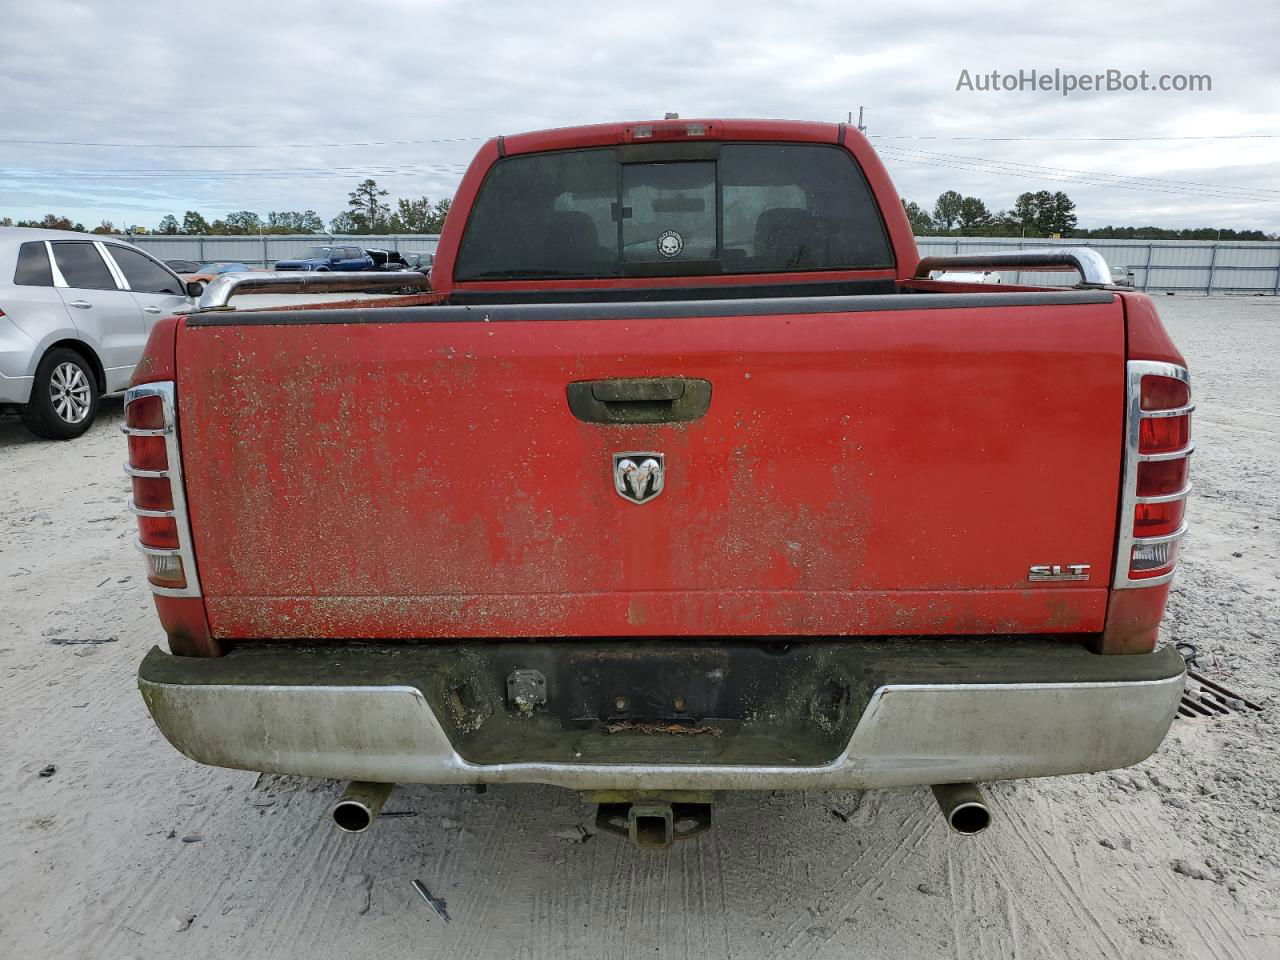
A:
176,296,1124,639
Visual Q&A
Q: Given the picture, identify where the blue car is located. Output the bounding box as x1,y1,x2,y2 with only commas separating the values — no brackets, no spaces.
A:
274,244,373,272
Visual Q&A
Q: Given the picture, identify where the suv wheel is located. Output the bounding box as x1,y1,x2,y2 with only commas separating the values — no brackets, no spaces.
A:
21,348,100,440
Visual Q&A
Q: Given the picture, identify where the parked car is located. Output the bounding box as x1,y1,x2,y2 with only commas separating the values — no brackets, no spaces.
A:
1111,264,1135,286
274,245,373,272
164,258,202,274
403,251,434,274
184,262,254,283
366,248,410,271
130,119,1191,848
1,228,199,438
391,251,435,291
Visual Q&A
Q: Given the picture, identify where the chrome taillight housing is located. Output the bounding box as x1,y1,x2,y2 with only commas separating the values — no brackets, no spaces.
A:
123,381,201,597
1114,361,1192,587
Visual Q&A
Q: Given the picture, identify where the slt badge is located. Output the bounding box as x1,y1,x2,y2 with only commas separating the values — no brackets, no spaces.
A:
614,452,665,504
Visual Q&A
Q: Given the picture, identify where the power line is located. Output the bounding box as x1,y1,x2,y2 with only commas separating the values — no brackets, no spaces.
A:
23,151,1271,196
878,145,1280,195
881,155,1280,205
0,163,471,182
1,162,473,175
13,154,1270,198
0,135,487,149
877,146,1280,203
6,130,1275,150
872,134,1280,142
880,153,1280,205
6,130,1278,211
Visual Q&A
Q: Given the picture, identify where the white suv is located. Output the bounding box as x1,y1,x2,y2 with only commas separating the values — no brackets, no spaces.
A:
0,228,196,439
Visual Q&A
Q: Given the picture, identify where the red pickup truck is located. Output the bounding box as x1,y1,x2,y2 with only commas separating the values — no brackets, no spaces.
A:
128,119,1191,848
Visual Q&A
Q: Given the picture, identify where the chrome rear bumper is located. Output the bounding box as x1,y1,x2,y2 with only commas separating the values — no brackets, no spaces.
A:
138,641,1185,791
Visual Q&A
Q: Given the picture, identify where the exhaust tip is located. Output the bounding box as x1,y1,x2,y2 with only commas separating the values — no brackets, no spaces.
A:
331,781,394,833
931,783,991,836
333,799,375,833
947,800,991,835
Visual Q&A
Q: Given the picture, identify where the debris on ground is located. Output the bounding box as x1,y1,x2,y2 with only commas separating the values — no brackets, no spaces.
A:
411,880,450,923
552,824,592,844
168,914,195,932
37,765,56,778
181,835,203,843
47,636,119,645
1172,859,1218,882
1098,837,1134,851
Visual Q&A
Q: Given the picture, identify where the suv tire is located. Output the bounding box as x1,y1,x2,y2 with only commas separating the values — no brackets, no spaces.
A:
21,347,100,440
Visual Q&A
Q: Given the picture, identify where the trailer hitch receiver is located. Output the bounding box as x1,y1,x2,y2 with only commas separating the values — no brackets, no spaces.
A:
591,793,713,849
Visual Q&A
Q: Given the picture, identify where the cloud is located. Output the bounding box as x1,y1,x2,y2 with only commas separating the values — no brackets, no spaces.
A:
1,0,1276,231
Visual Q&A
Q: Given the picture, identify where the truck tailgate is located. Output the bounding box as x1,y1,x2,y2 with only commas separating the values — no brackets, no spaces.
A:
176,295,1124,640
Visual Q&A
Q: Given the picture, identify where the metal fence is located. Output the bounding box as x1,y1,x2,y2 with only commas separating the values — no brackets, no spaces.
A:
122,233,1280,295
121,234,442,269
915,236,1280,295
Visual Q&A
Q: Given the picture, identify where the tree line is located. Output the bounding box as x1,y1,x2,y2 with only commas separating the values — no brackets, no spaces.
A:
3,179,1275,241
902,189,1277,241
0,178,451,237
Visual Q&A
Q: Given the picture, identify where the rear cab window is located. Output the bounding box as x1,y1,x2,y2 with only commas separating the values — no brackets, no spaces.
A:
14,242,54,286
455,142,894,281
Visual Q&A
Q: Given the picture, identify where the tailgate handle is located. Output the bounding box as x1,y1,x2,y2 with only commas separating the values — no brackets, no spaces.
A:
567,377,711,424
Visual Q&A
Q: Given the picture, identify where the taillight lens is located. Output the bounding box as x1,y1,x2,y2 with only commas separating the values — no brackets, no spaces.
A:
126,395,165,429
1139,415,1190,453
1140,375,1189,411
132,476,174,511
137,515,180,548
128,435,168,471
1137,458,1189,497
1134,499,1185,538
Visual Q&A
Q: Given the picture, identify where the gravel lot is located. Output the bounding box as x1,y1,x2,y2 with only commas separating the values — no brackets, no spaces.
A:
2,295,1277,959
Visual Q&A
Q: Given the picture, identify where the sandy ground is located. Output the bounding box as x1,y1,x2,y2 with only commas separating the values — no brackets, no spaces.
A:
1,295,1277,960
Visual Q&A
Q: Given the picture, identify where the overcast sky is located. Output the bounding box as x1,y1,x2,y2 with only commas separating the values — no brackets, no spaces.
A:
2,0,1277,232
